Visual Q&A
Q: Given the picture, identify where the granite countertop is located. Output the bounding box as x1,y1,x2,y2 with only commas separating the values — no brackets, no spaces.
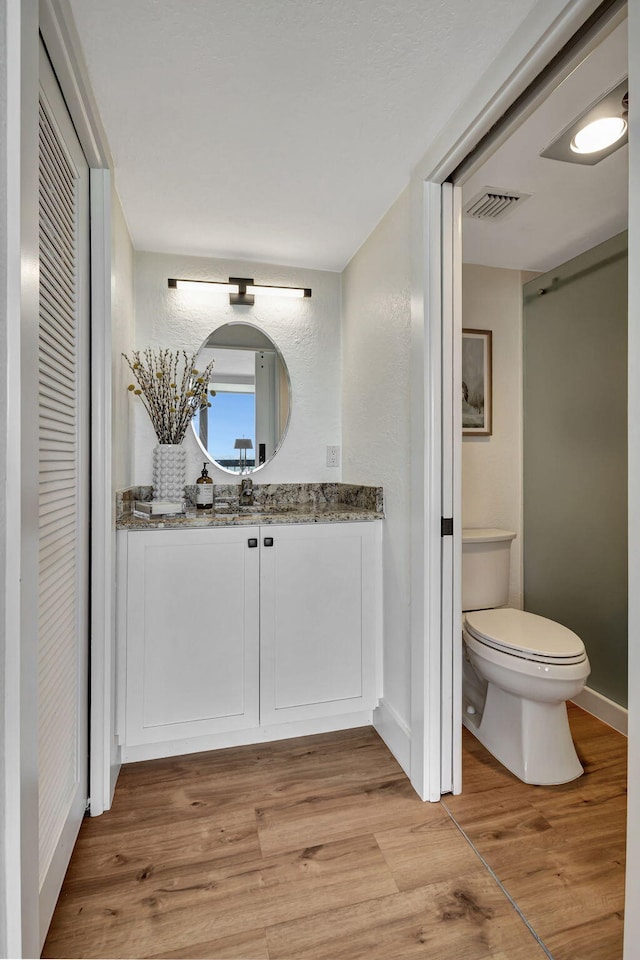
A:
116,483,384,530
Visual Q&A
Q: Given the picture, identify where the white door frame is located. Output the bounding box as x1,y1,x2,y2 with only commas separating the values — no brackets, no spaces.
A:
409,180,444,801
440,182,463,796
88,167,117,816
410,0,624,803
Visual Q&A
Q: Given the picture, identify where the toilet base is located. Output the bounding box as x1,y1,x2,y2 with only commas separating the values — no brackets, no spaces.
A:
463,682,584,785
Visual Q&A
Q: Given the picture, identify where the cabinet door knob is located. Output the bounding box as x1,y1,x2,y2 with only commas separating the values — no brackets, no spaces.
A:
247,538,258,548
263,537,274,547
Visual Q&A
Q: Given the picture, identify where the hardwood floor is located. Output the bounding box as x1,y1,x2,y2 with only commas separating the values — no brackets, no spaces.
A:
444,704,627,960
43,705,626,959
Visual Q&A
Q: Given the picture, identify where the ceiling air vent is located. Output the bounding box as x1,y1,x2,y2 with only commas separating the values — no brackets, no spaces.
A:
464,188,530,222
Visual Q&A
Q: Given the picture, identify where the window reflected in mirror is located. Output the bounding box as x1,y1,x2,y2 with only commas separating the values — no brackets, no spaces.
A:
192,322,290,474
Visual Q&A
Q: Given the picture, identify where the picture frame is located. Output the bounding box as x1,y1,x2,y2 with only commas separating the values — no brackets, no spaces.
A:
462,328,492,436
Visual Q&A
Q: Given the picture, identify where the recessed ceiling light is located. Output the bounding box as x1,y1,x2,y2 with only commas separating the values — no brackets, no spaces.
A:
570,116,627,155
540,77,628,166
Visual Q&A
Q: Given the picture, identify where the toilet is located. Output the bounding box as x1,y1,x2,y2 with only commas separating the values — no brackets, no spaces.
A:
462,528,590,785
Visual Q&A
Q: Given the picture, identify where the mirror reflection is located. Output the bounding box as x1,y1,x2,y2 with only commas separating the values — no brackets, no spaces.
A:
192,322,291,474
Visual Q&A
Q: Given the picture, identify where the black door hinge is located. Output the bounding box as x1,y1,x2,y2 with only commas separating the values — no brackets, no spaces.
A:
441,517,454,537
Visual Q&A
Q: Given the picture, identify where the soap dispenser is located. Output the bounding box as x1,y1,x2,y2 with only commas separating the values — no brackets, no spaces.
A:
195,462,213,509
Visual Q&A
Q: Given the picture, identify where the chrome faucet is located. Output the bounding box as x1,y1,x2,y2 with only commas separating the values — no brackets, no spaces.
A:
239,476,254,506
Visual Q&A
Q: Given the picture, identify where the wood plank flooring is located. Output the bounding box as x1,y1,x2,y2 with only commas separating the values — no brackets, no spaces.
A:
444,704,627,960
43,705,626,959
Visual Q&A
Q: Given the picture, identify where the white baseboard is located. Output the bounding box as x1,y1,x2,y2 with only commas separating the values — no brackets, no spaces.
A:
108,755,121,811
373,699,411,777
571,686,627,736
121,710,374,763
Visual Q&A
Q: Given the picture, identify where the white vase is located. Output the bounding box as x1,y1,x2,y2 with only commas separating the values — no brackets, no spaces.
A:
152,444,186,501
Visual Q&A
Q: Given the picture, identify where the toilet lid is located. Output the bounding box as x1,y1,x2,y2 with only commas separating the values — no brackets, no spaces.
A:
464,608,586,664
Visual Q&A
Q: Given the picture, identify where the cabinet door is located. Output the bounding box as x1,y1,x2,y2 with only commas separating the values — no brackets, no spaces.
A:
124,527,260,745
259,522,380,724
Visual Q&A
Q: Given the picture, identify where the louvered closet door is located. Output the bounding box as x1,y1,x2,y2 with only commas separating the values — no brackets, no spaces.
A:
38,41,90,939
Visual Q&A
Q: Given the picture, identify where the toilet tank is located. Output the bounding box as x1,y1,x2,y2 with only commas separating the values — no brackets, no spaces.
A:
462,528,516,611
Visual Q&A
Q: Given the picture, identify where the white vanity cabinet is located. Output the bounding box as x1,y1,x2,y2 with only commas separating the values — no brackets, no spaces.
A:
118,520,381,759
120,526,261,748
259,522,379,725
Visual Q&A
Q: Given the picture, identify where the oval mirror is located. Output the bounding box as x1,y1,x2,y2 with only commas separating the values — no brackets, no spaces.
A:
192,322,291,474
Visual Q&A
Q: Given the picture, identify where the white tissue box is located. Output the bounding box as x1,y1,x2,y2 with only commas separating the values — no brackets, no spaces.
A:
133,499,185,517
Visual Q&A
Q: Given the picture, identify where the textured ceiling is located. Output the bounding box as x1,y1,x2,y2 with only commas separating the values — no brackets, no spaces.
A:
462,18,628,272
68,0,542,271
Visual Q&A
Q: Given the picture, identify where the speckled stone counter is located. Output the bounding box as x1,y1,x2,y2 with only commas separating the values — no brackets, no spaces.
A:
116,482,384,529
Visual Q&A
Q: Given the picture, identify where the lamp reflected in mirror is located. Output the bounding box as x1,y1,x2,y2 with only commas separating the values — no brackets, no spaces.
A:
234,437,253,474
191,322,291,475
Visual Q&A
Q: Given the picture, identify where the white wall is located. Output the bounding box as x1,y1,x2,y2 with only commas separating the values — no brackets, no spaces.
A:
108,187,134,794
342,188,412,749
461,264,525,607
131,252,342,487
111,189,135,491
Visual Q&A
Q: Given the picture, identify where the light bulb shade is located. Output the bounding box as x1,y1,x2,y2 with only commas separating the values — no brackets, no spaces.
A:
234,438,253,449
540,78,628,166
245,284,310,299
168,278,240,294
570,116,627,154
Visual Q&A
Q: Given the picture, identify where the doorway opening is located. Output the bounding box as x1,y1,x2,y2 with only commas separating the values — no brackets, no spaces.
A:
441,8,628,958
457,12,628,732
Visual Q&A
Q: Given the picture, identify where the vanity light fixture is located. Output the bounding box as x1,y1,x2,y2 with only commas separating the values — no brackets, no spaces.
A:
168,277,312,306
540,78,628,165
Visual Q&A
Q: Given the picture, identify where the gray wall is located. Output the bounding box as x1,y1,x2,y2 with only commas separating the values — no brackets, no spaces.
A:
523,232,628,707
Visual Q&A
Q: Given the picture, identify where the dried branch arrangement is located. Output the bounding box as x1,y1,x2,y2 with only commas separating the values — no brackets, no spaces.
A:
123,348,216,444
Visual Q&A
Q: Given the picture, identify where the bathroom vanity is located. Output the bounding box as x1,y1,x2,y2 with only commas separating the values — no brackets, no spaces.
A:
116,484,383,762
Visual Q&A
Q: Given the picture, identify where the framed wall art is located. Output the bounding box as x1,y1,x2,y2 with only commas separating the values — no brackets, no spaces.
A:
462,328,492,436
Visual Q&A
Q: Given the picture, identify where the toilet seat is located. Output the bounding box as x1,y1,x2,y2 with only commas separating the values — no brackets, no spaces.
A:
464,608,587,665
